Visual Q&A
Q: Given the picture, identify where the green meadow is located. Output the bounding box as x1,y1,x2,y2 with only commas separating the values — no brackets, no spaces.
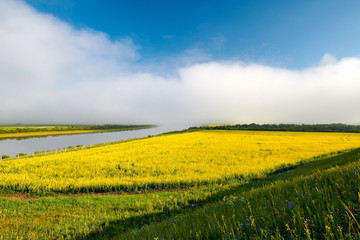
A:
0,145,359,239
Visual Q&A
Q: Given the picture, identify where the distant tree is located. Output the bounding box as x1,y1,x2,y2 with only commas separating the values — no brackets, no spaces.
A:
201,123,360,133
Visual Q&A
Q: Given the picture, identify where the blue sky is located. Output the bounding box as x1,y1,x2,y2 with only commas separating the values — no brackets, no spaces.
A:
1,0,360,126
24,0,360,69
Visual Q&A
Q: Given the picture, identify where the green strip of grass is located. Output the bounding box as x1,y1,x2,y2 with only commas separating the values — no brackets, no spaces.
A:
0,124,155,134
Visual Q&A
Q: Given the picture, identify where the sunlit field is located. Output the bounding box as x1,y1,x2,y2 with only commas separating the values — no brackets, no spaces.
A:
1,130,360,194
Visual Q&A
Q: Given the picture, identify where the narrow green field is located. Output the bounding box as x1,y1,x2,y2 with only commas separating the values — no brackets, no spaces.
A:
0,124,154,139
0,124,154,133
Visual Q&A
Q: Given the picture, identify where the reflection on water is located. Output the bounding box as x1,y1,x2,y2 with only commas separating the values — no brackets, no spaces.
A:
0,125,181,157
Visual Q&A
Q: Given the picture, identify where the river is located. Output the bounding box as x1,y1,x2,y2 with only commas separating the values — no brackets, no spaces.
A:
0,125,182,157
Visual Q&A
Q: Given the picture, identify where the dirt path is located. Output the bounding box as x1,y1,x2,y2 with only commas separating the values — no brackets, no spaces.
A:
0,187,193,199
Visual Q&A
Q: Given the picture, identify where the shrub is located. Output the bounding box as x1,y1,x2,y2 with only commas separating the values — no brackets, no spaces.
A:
1,155,10,160
16,153,27,157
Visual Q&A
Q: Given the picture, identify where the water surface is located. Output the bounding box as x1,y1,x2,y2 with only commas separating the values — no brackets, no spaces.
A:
0,125,180,157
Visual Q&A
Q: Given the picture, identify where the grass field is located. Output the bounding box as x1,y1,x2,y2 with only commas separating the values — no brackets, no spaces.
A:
120,148,360,240
1,130,360,193
0,130,360,239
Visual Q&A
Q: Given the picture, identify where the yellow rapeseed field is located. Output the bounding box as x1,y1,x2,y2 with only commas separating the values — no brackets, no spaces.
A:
1,130,360,193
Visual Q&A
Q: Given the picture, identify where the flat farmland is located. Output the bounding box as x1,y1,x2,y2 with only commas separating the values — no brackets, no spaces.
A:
1,130,360,194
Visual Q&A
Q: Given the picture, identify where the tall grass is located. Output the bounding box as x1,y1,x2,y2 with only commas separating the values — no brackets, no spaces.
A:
120,155,360,239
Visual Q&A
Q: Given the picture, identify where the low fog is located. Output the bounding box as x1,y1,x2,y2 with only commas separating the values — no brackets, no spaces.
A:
1,0,360,128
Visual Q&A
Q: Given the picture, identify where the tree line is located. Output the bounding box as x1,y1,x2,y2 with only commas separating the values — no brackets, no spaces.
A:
189,123,360,133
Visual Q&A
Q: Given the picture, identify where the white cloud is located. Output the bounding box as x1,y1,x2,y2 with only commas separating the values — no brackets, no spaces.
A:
177,58,360,125
1,0,360,127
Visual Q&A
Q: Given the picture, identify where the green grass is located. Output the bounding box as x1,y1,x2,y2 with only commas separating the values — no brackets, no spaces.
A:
1,148,359,239
0,124,154,134
123,167,360,239
0,185,223,239
117,148,360,240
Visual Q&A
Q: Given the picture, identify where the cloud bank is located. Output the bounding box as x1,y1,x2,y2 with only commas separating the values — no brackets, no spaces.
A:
1,0,360,128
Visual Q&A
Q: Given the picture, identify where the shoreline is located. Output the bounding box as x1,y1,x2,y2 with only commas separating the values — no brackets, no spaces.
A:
0,126,154,140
